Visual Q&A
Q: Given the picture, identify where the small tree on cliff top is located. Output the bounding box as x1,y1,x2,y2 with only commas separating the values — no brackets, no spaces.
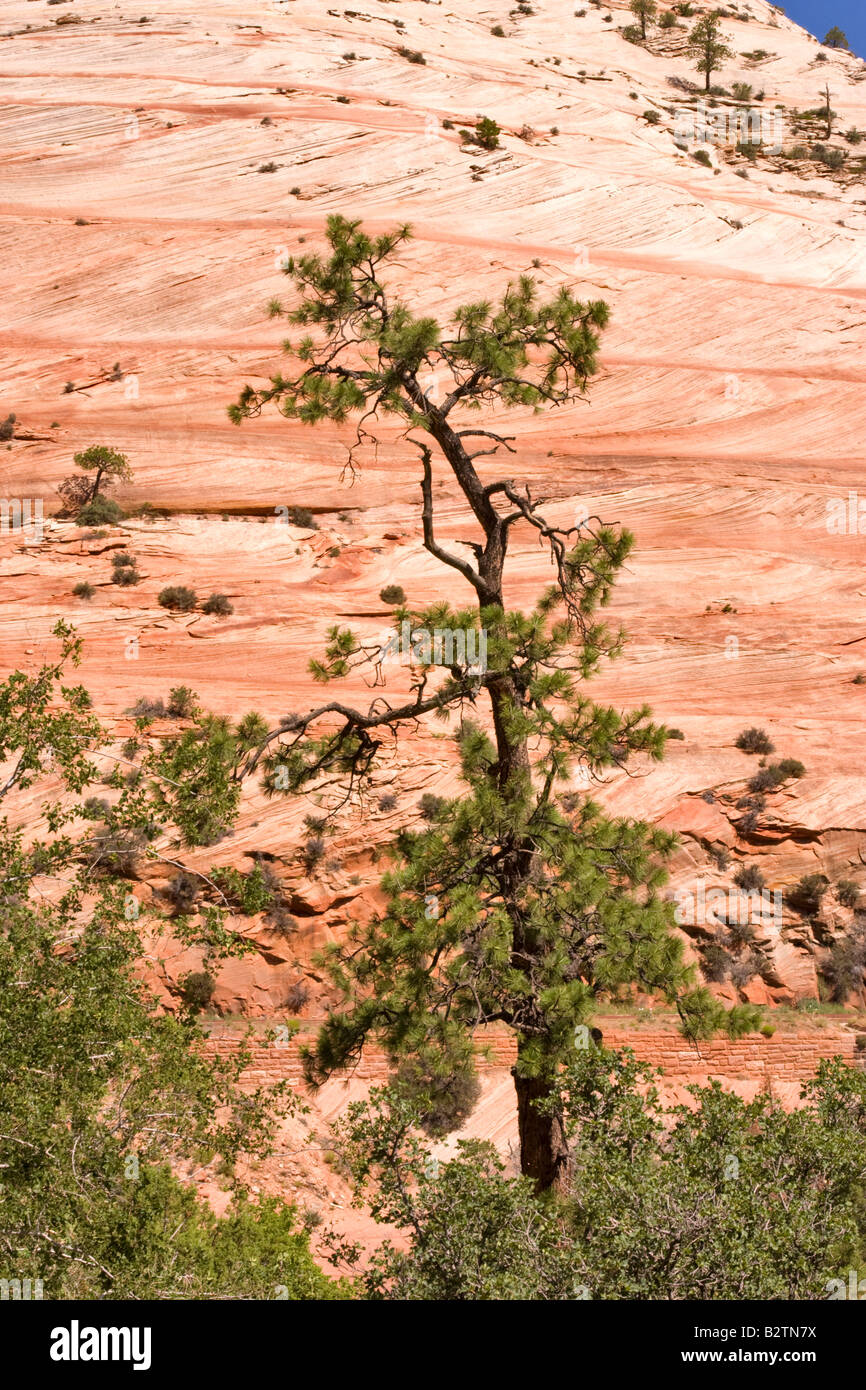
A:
823,27,849,50
229,215,757,1192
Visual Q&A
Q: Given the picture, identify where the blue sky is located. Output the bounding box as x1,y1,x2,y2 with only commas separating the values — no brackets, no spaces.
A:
782,2,866,57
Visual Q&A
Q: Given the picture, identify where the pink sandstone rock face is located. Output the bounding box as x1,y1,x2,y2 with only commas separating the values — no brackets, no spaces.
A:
3,0,866,1231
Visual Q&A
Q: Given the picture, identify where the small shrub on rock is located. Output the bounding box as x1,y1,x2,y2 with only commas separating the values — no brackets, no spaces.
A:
202,592,234,616
379,584,406,604
790,873,828,916
167,685,198,718
419,793,446,821
702,943,732,982
734,864,765,893
77,495,123,526
158,585,197,611
837,880,861,909
180,970,216,1012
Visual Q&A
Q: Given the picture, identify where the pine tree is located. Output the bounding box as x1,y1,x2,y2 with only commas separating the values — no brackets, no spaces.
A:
56,443,133,516
688,12,733,93
630,0,657,41
823,26,849,50
229,215,758,1191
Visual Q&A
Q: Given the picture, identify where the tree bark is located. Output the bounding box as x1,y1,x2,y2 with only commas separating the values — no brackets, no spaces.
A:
436,416,569,1192
513,1059,572,1195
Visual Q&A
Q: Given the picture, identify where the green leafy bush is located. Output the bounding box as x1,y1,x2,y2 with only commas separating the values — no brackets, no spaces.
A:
211,864,275,915
475,117,501,150
335,1051,866,1299
77,495,123,526
167,686,198,718
179,970,216,1012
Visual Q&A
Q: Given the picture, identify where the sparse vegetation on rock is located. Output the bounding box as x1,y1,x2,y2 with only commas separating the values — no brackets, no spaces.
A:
688,12,733,92
629,0,657,41
733,864,765,893
735,727,774,755
202,592,234,616
58,444,132,519
836,879,860,909
158,585,197,612
474,117,501,150
790,873,828,916
379,584,406,604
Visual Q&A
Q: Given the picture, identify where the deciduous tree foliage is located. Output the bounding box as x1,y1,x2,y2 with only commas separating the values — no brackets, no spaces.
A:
329,1049,866,1300
0,629,339,1299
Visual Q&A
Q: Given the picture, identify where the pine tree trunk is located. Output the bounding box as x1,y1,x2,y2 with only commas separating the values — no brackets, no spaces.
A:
513,1060,572,1194
441,441,571,1193
487,655,570,1192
